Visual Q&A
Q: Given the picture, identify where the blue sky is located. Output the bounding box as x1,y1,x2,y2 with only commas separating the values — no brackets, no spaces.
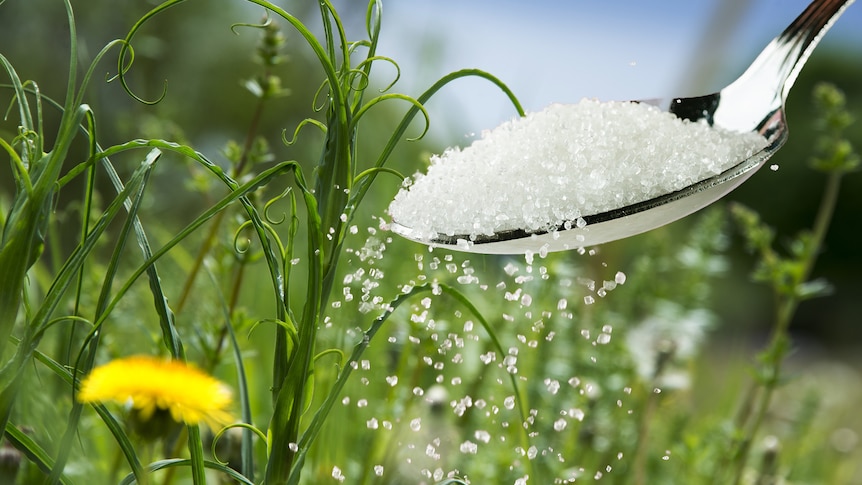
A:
377,0,861,139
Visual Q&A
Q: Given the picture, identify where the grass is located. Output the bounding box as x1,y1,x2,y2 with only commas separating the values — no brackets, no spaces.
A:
1,1,860,484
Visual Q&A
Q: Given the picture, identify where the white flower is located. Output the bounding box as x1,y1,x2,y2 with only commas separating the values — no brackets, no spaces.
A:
624,301,712,390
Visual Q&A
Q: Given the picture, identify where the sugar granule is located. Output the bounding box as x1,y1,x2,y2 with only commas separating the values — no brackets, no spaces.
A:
388,99,767,240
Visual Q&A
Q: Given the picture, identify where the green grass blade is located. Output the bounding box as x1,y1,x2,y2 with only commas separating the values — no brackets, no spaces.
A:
92,139,290,319
204,264,255,480
348,68,524,216
118,458,255,485
288,282,527,484
186,425,206,484
436,283,534,481
349,93,428,135
69,111,98,364
4,422,75,485
436,283,528,423
29,149,160,338
115,0,189,104
0,54,34,135
287,284,435,484
266,167,323,484
225,315,255,479
102,151,184,358
93,160,298,351
0,127,153,441
26,346,146,483
60,0,77,116
49,151,159,485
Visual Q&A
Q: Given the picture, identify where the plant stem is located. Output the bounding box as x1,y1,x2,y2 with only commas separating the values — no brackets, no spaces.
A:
175,93,268,315
163,122,269,477
160,427,188,485
175,209,227,314
207,259,249,372
632,344,673,485
730,170,844,484
632,387,660,485
807,171,843,277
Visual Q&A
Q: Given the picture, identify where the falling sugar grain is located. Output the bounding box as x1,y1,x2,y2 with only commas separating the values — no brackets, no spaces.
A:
389,98,767,240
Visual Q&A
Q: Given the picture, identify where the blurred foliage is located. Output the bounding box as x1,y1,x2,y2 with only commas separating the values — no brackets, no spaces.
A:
724,54,862,344
2,3,860,347
1,1,861,484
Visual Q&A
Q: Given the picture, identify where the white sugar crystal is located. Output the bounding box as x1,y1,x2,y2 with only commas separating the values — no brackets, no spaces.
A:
475,430,492,443
409,417,422,431
460,440,479,454
389,99,767,239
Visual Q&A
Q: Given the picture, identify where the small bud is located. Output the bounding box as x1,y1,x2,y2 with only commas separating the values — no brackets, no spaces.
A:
0,443,22,483
755,435,781,485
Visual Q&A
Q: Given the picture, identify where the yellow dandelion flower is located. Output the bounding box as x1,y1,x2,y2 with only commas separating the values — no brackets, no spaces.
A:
78,355,233,429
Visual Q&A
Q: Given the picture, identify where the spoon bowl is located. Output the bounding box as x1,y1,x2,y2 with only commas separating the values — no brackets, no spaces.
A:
390,0,853,255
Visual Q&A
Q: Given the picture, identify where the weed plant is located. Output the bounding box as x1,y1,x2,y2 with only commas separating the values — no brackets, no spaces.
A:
0,1,859,484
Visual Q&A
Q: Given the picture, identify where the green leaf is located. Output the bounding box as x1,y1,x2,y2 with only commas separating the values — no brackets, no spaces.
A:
795,278,833,300
118,458,255,485
187,425,207,484
0,136,155,439
28,346,146,483
4,422,76,485
49,149,162,485
203,263,256,480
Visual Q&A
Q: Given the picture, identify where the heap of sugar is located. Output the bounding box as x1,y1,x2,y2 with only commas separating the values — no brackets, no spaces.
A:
388,98,768,240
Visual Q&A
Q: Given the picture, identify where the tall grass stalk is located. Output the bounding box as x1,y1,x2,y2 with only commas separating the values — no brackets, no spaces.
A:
728,82,858,485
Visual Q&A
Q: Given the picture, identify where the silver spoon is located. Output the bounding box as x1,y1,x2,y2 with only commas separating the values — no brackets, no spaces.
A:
390,0,855,255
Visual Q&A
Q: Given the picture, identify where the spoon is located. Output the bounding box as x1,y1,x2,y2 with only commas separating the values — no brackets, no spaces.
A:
390,0,855,255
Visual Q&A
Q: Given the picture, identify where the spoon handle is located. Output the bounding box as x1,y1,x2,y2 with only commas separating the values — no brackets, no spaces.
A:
750,0,854,103
716,0,854,132
777,0,855,100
